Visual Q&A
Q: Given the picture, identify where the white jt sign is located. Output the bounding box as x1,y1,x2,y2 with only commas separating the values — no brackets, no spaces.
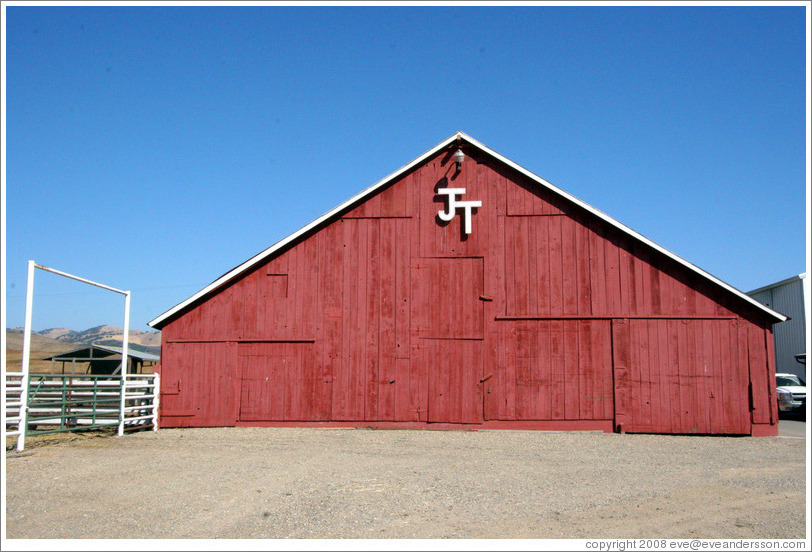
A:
437,188,482,235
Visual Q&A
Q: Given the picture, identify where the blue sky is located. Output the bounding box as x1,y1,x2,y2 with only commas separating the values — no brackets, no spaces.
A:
3,3,809,333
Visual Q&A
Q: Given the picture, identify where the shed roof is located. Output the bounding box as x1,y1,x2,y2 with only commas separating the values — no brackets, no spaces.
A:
42,344,160,362
746,273,807,296
149,131,787,328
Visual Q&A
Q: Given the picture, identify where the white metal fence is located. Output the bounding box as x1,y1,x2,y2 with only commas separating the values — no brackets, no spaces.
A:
122,374,161,430
4,372,26,440
4,372,160,451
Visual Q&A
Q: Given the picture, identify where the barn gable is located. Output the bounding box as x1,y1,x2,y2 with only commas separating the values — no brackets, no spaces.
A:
150,132,782,435
149,132,784,329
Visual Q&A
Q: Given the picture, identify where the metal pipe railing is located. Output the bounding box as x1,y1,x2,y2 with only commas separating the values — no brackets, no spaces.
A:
6,373,160,442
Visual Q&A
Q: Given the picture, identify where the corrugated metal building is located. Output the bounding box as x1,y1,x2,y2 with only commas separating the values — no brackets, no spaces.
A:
149,132,786,435
748,274,808,379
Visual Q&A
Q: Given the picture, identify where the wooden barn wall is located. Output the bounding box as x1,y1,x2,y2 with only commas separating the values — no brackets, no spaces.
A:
611,319,762,435
159,341,237,426
159,148,777,434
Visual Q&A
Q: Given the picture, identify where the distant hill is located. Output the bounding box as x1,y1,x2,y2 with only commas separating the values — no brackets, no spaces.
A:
5,331,80,373
6,325,161,356
4,330,75,354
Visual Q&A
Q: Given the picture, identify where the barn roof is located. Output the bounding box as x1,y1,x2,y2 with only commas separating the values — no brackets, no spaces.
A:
148,131,787,328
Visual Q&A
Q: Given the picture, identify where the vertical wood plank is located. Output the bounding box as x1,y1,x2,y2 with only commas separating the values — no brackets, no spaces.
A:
563,320,579,419
562,217,578,316
514,326,532,420
681,319,698,432
708,320,725,434
379,220,397,421
667,320,682,434
598,320,614,420
590,224,607,316
505,217,519,315
355,220,369,419
632,248,647,316
638,319,653,431
747,324,770,424
395,217,411,358
649,259,662,316
538,322,552,420
611,319,629,431
730,320,749,433
503,325,517,420
764,327,778,425
536,215,551,317
322,224,342,422
576,219,592,316
334,219,357,419
549,215,564,317
656,319,673,433
496,213,507,316
394,358,414,421
737,320,753,429
643,320,659,432
494,326,508,420
365,220,381,420
683,274,698,316
618,240,633,317
578,320,593,420
527,217,539,315
604,235,621,315
484,331,499,420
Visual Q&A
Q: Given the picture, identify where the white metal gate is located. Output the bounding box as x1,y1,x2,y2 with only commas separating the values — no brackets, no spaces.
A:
4,260,159,451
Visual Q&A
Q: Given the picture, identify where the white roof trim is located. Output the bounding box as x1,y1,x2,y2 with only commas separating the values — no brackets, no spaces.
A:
149,131,786,328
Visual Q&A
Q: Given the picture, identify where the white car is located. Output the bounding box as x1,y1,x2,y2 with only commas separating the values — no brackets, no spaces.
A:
776,373,806,413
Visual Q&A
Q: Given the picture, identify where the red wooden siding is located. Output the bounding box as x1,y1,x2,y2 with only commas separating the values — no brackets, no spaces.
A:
612,319,751,434
746,324,779,428
485,320,613,422
159,342,237,426
238,342,328,421
503,213,738,319
422,339,483,423
412,257,484,340
157,145,778,435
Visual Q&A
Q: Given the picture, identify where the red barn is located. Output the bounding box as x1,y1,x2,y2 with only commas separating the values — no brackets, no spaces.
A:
148,132,786,436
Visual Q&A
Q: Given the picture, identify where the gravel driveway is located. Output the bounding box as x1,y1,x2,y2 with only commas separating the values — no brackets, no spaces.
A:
4,427,806,539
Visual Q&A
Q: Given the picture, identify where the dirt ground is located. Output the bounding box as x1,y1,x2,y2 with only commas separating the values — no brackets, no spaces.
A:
3,424,807,540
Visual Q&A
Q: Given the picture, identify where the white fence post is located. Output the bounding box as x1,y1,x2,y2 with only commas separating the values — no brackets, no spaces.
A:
17,260,36,452
118,291,131,437
153,372,160,431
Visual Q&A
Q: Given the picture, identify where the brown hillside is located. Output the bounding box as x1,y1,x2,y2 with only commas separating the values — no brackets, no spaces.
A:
5,331,75,373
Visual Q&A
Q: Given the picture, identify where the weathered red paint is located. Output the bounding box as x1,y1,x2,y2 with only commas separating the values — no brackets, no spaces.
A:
612,319,752,434
155,144,779,435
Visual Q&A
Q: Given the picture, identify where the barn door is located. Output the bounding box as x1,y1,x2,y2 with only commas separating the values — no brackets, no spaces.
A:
419,340,484,423
159,342,237,426
411,257,485,340
238,342,330,421
612,319,751,435
412,257,485,424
